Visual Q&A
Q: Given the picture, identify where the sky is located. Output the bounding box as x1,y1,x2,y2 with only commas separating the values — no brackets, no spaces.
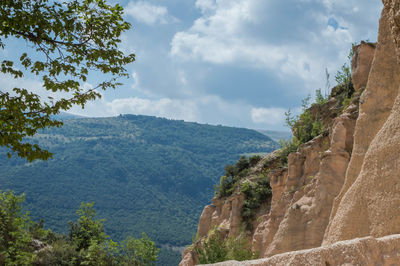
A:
2,0,383,131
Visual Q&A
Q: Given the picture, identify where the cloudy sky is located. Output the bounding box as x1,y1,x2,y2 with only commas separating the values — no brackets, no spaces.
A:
3,0,383,130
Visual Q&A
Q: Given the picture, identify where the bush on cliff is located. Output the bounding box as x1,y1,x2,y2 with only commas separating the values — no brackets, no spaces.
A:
214,155,260,198
241,175,272,230
194,229,256,264
280,46,355,165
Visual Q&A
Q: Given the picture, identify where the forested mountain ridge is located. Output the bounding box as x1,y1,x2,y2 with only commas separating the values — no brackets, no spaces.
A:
0,114,279,265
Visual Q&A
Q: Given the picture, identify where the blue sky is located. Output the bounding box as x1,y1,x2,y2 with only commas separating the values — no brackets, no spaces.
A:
2,0,383,130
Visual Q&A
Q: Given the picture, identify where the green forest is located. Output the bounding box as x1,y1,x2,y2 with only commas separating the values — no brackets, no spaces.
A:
0,114,279,265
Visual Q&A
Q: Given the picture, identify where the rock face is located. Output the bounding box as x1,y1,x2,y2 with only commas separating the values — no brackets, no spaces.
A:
351,42,376,92
208,234,400,266
256,105,357,258
180,1,400,265
323,0,400,244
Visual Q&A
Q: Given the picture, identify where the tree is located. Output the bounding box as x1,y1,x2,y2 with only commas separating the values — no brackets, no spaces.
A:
0,0,135,161
69,202,107,251
121,233,159,266
0,191,35,265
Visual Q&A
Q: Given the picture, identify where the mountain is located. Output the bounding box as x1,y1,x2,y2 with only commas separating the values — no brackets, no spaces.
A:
0,114,279,265
181,2,400,265
256,129,292,142
53,111,86,120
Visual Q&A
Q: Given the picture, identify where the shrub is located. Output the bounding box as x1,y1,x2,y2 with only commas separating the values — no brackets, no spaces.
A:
333,46,355,112
248,155,262,167
227,233,256,261
285,93,325,146
121,233,159,266
278,139,299,166
214,156,253,198
234,156,250,176
0,191,35,265
240,175,272,230
195,231,227,264
315,88,328,106
68,202,107,251
194,229,256,264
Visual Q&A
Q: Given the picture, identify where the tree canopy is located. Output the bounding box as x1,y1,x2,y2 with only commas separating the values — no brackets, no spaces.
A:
0,0,135,161
0,191,159,265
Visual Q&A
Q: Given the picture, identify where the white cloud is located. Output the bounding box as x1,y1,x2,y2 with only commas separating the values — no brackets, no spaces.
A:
68,90,291,130
70,96,199,122
131,71,139,89
170,0,382,91
195,0,216,13
107,97,198,121
251,107,286,126
125,1,177,25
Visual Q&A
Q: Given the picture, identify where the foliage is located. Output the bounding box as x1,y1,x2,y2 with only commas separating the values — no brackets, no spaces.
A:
248,155,262,167
226,233,256,261
214,157,273,230
69,202,107,251
195,231,228,264
194,229,256,264
155,248,181,266
214,156,255,198
315,89,328,106
333,45,355,111
0,115,279,265
278,139,298,166
0,191,35,265
0,0,135,161
285,103,324,145
282,45,356,167
121,233,159,266
240,176,272,230
0,190,159,266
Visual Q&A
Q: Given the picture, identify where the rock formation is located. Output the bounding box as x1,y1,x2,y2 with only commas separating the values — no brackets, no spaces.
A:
210,234,400,266
180,0,400,265
324,0,400,244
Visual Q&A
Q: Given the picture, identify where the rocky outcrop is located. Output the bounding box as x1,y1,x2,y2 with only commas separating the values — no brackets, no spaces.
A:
208,234,400,266
323,0,400,244
257,105,357,257
180,1,400,265
181,93,360,265
351,42,376,92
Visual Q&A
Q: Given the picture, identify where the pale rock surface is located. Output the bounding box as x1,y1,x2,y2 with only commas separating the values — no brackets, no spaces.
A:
323,0,400,244
262,111,356,257
351,42,376,92
197,205,216,238
180,249,197,266
206,234,400,266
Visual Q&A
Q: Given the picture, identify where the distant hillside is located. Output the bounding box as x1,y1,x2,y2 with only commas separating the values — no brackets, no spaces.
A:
0,114,278,265
53,111,86,120
256,129,292,142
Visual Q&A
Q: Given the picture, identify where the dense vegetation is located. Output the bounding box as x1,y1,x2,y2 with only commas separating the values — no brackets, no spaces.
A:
214,155,272,230
240,175,272,230
214,155,264,198
0,191,158,265
0,114,278,265
193,228,256,264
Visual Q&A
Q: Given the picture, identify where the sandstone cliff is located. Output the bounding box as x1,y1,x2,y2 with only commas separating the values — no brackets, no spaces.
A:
180,0,400,265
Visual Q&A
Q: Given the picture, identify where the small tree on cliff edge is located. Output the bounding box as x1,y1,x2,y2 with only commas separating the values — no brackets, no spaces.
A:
0,0,135,161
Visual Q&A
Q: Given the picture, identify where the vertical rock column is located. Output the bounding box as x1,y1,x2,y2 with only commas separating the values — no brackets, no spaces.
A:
323,0,400,244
